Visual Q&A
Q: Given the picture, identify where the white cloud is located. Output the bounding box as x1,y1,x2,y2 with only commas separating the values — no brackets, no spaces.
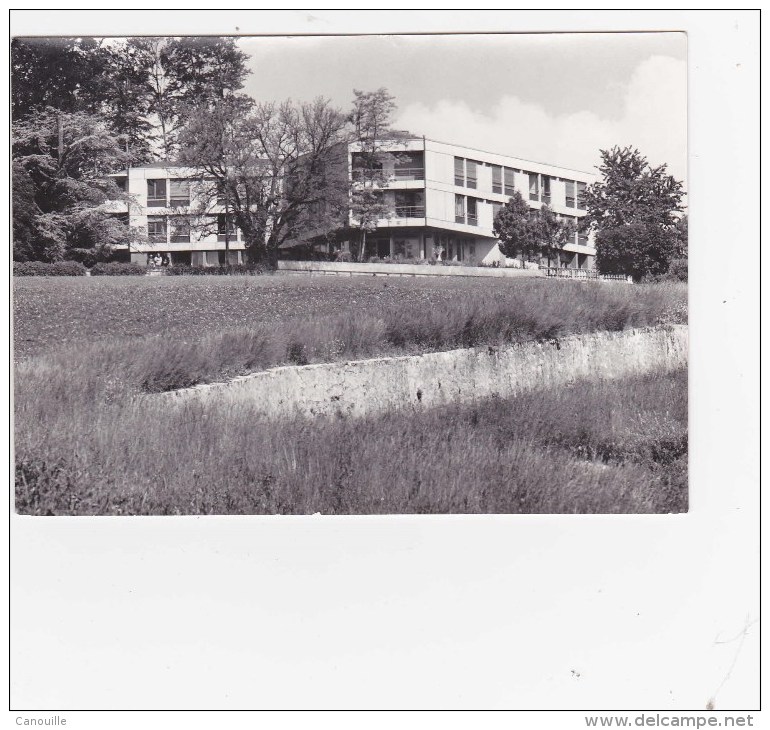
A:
395,55,687,187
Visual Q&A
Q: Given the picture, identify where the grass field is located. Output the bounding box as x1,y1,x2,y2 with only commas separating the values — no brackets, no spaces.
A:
13,273,688,515
15,368,687,515
14,274,686,392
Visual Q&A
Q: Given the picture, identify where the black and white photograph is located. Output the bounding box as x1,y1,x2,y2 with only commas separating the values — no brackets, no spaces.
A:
13,28,689,516
8,9,759,717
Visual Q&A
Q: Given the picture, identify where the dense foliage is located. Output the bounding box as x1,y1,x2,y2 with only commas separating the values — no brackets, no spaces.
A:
585,146,685,280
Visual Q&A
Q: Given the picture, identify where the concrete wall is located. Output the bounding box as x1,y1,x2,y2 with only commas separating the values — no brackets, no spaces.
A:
162,325,688,421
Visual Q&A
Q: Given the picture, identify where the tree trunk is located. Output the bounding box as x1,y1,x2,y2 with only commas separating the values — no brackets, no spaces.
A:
359,229,367,262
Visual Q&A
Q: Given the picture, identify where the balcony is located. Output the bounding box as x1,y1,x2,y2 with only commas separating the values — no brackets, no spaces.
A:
395,206,425,218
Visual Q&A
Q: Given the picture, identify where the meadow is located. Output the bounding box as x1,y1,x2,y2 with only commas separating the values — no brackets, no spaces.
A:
13,273,688,515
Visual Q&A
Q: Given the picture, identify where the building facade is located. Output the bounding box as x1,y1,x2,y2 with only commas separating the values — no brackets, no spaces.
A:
343,137,597,268
111,162,248,266
112,138,597,268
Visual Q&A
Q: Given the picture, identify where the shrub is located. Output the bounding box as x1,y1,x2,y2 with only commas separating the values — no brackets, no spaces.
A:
13,261,87,276
663,258,688,282
596,224,678,282
334,251,353,263
164,263,264,276
90,262,147,276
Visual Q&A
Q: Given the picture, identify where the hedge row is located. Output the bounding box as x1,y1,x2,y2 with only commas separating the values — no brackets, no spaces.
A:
90,262,147,276
13,261,87,276
164,263,265,276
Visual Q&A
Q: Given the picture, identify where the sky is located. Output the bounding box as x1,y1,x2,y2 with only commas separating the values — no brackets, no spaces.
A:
239,32,687,185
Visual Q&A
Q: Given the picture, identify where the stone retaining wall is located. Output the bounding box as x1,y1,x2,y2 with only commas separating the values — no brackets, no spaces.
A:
162,325,688,420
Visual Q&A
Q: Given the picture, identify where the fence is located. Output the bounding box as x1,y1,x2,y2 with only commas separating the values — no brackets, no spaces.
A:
540,266,630,282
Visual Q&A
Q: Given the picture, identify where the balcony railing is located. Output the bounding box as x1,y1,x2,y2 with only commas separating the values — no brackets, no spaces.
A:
392,167,425,181
395,206,425,218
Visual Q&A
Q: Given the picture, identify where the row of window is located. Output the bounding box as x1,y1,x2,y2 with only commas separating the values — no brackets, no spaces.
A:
454,157,586,209
453,195,589,245
146,214,237,243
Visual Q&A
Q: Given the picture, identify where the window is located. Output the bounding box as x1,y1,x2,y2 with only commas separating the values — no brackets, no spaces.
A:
217,213,236,241
491,201,503,222
454,157,465,186
455,194,466,224
541,176,551,205
466,160,478,189
528,173,539,202
577,220,589,246
169,179,190,207
491,165,502,194
216,181,229,206
504,167,515,196
147,179,167,207
147,215,167,242
565,180,576,208
393,151,424,180
577,182,587,210
395,190,424,218
170,218,190,243
467,197,478,225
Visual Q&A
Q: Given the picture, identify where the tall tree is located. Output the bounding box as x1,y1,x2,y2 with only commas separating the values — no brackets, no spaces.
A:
177,96,349,268
493,190,540,264
12,108,136,262
99,39,157,163
584,146,685,279
348,88,399,261
141,36,251,159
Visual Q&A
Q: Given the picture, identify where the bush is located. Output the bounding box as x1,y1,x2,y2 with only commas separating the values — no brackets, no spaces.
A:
664,258,688,282
334,251,353,263
164,263,264,276
90,262,147,276
13,261,87,277
596,224,678,282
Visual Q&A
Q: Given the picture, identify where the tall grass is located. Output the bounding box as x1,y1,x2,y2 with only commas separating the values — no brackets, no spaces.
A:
15,279,687,394
15,368,687,515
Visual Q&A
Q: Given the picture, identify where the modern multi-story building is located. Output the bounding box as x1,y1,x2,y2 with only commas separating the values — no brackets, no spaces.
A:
111,137,597,268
